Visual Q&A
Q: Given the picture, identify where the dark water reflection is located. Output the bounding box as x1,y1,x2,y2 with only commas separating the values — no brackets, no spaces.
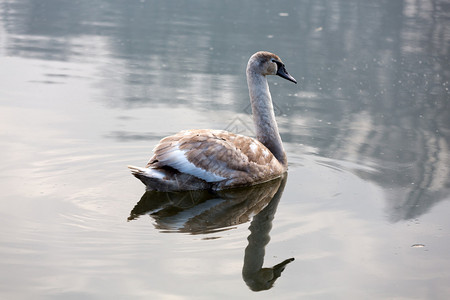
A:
128,175,285,234
1,0,450,298
129,174,294,291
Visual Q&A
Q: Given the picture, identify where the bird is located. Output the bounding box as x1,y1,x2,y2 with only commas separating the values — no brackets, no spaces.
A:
128,51,297,191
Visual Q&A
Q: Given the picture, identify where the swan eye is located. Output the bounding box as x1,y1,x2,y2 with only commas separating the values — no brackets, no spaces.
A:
271,59,283,70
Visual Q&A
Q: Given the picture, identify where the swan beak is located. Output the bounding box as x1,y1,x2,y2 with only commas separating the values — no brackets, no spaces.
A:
276,65,297,84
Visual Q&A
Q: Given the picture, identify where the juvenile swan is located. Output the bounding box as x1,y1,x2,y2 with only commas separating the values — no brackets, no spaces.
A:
128,51,297,191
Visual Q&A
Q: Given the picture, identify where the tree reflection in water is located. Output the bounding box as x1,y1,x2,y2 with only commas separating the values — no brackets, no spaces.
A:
128,174,294,291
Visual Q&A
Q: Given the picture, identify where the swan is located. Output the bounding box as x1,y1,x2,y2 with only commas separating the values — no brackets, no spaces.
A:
128,51,297,191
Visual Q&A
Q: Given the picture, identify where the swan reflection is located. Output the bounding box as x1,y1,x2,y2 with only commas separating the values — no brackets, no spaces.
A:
128,173,294,290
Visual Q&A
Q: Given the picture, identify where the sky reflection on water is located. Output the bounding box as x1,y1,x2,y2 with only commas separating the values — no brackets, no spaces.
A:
1,0,450,299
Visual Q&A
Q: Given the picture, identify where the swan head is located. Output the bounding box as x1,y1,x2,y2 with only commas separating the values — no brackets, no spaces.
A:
247,51,297,84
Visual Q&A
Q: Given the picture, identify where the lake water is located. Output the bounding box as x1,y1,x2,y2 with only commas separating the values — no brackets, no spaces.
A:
1,0,450,299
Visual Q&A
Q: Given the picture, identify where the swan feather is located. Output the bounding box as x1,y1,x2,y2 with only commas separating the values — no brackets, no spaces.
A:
145,129,284,186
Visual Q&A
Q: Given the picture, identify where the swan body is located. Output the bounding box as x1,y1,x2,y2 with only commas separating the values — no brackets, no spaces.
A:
129,51,296,191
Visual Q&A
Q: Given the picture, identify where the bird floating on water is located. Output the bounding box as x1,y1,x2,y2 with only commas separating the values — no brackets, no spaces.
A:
128,51,297,191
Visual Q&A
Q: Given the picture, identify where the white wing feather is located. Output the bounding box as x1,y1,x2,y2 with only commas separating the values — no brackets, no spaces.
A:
156,146,226,182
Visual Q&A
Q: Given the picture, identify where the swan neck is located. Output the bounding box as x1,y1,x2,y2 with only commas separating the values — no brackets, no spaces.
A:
247,70,287,167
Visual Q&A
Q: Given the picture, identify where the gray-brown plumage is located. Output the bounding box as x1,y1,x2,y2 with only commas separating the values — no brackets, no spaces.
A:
128,51,297,191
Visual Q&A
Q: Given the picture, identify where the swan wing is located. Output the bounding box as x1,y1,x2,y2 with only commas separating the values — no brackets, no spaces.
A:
146,129,279,183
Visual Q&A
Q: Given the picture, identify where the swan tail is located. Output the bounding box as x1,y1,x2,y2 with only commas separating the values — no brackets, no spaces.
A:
127,165,210,191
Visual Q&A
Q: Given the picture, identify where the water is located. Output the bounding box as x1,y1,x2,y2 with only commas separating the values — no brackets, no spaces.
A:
1,0,450,299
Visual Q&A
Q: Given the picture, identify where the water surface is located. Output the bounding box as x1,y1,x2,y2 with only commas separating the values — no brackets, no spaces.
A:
1,0,449,299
